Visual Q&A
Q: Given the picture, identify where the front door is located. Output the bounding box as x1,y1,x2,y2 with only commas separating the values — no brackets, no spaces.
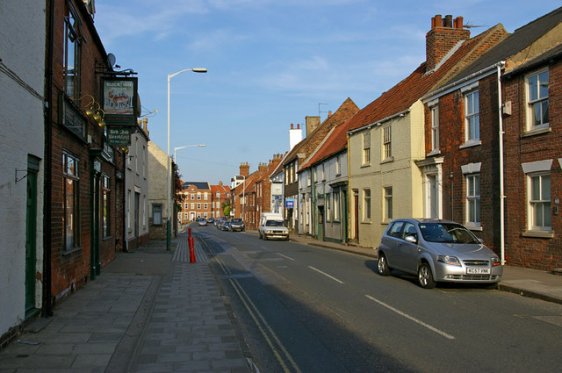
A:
25,156,40,317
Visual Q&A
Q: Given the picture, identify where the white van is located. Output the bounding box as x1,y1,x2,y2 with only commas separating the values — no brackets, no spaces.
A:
258,213,289,241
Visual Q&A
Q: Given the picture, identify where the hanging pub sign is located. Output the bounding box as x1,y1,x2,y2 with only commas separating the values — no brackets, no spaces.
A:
107,127,132,146
102,77,139,127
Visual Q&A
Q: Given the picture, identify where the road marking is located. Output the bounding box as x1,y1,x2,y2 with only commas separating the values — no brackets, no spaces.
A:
308,266,344,284
229,278,301,373
365,294,455,340
277,253,295,261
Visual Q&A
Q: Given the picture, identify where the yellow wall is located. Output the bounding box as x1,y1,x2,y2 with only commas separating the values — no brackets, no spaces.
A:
348,101,425,248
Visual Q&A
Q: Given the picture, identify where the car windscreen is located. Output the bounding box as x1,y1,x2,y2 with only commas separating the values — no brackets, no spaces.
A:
266,220,284,227
419,223,480,244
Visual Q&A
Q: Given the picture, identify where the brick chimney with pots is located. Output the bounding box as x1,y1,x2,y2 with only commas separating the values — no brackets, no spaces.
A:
426,14,470,71
239,162,250,177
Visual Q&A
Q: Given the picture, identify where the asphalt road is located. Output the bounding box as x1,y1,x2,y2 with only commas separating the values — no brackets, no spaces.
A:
194,226,562,373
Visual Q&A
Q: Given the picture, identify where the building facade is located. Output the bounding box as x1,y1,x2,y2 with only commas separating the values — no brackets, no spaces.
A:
0,0,46,344
125,118,150,251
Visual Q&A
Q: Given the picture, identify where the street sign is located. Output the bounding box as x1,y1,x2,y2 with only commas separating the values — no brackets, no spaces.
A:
107,127,131,146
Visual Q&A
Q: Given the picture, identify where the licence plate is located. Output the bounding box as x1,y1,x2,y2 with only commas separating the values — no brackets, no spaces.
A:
466,267,490,274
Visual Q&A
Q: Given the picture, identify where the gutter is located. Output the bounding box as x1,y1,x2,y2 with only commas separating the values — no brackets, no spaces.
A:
347,109,410,136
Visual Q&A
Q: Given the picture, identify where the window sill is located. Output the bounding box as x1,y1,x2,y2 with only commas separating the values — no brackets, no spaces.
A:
62,247,81,256
522,230,554,238
381,156,394,164
522,126,551,138
360,164,371,168
465,223,483,231
428,149,441,156
459,140,481,149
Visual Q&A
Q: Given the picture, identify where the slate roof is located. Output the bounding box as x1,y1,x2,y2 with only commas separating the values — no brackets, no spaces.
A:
451,6,561,82
182,181,210,190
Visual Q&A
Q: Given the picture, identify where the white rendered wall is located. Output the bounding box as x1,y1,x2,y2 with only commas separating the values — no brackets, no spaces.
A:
0,0,46,336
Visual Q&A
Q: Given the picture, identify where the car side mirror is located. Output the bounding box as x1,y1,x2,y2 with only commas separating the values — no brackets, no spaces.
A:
405,234,418,244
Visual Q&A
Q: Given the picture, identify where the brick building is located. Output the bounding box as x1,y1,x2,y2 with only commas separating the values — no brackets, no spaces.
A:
422,8,561,270
178,182,212,224
232,155,283,229
45,0,128,309
210,182,231,219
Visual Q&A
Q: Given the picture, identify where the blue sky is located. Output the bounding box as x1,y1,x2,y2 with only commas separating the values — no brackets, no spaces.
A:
94,0,559,184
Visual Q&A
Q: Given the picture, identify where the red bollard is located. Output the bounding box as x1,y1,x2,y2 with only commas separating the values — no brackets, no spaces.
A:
187,228,196,264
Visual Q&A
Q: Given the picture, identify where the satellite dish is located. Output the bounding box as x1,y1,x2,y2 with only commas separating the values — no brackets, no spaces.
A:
107,53,116,67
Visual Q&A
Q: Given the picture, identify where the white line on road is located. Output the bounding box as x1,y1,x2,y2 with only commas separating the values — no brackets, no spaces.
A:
365,295,455,340
308,266,344,284
277,253,295,261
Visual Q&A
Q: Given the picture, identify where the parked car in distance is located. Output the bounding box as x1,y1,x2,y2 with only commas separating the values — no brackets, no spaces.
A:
376,218,502,289
196,218,207,226
230,218,245,232
259,218,289,241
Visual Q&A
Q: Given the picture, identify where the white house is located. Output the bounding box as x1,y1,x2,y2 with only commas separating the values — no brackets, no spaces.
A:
0,0,46,342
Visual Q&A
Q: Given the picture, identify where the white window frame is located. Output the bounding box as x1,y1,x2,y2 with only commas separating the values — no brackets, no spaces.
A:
362,131,371,165
430,102,440,153
383,186,393,222
526,69,549,132
464,89,480,144
363,188,371,222
527,173,551,231
383,125,392,161
465,174,481,228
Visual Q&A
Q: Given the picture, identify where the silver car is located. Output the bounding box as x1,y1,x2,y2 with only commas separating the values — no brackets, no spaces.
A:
376,219,502,288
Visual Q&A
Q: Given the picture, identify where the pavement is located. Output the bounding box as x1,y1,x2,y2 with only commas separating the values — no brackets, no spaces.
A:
0,230,561,372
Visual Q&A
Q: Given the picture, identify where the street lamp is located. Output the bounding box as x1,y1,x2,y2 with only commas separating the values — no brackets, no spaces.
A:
167,67,207,251
173,144,206,161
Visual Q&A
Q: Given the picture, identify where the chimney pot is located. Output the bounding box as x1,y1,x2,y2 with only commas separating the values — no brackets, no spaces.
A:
454,16,464,29
432,14,442,29
444,15,453,28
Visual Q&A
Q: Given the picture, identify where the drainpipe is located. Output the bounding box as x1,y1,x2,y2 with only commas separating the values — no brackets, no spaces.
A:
497,62,506,265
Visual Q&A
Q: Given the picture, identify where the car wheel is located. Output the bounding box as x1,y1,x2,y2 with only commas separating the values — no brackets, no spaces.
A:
418,262,436,289
377,253,390,276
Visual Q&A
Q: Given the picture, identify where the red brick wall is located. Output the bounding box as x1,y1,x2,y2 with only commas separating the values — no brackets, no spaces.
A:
503,60,562,270
435,75,502,253
49,0,121,303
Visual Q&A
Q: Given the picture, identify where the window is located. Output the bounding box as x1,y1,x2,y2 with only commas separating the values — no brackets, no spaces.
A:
464,90,480,142
63,5,80,98
431,104,439,152
152,204,162,225
363,189,371,222
384,187,393,222
527,70,549,130
383,126,392,160
528,174,551,231
63,153,80,251
102,174,111,238
336,155,341,175
333,190,340,222
362,131,371,165
466,174,480,227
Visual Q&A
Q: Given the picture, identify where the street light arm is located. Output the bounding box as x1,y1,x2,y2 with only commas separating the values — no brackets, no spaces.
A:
168,67,208,80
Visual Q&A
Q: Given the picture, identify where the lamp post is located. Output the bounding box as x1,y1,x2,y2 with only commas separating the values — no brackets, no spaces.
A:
167,67,207,251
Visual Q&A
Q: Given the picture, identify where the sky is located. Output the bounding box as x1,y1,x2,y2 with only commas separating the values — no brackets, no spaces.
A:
93,0,559,185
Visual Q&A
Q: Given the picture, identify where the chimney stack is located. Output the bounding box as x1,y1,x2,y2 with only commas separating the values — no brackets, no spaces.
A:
289,122,303,150
239,162,250,177
305,116,321,136
426,14,469,71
